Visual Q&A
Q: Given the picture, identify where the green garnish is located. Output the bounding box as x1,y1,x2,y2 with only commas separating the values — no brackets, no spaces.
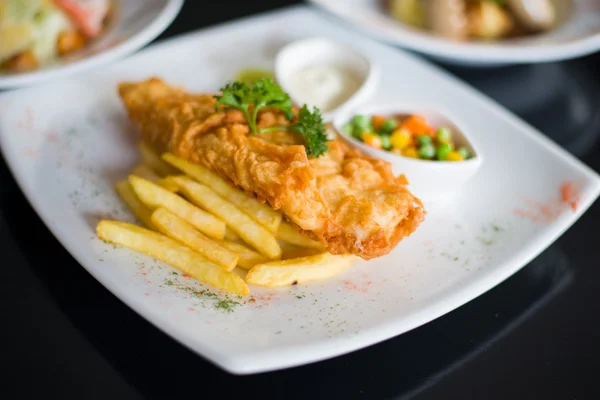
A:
214,299,239,313
214,79,293,133
291,105,329,157
214,79,329,158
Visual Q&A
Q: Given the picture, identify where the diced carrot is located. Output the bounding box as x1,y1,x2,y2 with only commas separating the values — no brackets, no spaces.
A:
401,115,434,136
371,115,387,131
57,30,87,56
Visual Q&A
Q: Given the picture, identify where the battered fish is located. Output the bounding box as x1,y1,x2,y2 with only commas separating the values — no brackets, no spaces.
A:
118,78,424,259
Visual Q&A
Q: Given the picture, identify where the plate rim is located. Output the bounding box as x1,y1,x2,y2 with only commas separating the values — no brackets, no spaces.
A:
0,0,184,89
1,5,599,374
307,0,600,64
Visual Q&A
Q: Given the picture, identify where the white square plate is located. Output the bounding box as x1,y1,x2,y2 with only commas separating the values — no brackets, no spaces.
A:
0,6,598,374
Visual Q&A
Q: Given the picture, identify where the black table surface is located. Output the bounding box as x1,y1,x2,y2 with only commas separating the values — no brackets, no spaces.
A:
2,2,600,399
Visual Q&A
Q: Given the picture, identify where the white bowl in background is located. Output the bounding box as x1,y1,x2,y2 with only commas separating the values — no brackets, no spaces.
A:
309,0,600,66
333,104,483,205
0,0,183,89
275,37,379,121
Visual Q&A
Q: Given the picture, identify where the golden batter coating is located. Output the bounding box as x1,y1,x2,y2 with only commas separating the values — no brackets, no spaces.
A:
119,78,425,259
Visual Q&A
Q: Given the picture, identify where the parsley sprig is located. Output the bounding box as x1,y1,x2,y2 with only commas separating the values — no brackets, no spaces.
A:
214,78,329,157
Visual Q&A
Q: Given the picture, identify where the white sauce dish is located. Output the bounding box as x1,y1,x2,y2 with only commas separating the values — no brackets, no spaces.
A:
275,37,380,121
333,104,483,206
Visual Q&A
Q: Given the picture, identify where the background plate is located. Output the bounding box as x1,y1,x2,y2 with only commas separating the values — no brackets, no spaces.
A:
309,0,600,66
0,6,598,374
0,0,183,89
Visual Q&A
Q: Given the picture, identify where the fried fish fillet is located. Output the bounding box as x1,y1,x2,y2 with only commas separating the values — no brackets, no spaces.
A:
118,78,425,259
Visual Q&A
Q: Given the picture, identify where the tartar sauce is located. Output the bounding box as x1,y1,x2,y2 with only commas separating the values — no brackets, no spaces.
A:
288,65,362,112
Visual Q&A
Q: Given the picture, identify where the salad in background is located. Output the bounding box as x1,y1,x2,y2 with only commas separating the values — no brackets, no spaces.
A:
0,0,112,73
385,0,571,41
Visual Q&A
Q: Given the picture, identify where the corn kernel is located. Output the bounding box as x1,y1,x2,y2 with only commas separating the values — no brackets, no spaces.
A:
390,129,412,150
361,133,382,149
446,151,464,161
402,147,418,159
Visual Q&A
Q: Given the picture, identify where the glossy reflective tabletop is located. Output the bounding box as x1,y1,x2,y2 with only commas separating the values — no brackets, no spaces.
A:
1,2,599,399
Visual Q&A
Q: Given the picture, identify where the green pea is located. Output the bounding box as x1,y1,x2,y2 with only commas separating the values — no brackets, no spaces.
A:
342,123,354,135
436,127,452,144
457,147,471,159
436,143,452,160
418,144,436,159
379,119,398,135
416,135,432,147
380,134,392,150
351,115,371,132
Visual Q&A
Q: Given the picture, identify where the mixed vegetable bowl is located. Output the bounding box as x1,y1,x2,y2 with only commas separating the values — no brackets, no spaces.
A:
341,112,474,162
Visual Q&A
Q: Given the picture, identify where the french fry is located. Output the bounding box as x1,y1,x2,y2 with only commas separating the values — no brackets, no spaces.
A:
162,153,282,232
163,173,236,240
114,180,155,229
278,240,321,260
277,222,324,250
170,176,282,260
128,175,225,240
131,164,178,192
151,208,238,271
215,239,269,270
139,141,178,177
224,227,240,241
246,253,355,287
158,175,180,192
96,220,249,296
132,163,161,182
281,247,323,260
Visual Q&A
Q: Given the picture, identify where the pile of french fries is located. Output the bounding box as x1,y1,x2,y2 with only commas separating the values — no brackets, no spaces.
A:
96,142,356,296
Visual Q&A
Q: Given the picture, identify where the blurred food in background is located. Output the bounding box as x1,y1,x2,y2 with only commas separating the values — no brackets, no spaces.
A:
0,0,112,73
385,0,570,41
